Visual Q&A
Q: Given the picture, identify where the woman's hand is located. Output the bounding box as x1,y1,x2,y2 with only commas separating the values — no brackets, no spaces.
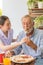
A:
5,51,12,57
5,51,15,57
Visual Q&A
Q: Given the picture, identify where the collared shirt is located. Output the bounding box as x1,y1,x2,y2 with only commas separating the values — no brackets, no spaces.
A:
15,29,43,57
0,29,13,52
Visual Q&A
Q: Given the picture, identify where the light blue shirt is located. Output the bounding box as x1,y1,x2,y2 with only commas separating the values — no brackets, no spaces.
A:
14,29,43,58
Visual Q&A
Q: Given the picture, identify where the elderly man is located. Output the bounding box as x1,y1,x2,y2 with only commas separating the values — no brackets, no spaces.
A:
14,15,43,65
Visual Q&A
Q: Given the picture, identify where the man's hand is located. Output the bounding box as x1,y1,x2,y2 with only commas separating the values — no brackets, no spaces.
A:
21,37,37,51
20,37,29,44
21,37,31,46
25,38,37,51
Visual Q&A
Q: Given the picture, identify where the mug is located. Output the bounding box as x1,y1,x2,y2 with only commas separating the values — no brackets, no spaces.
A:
0,52,5,63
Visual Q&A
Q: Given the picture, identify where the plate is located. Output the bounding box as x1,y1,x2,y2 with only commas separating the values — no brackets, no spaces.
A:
10,55,35,63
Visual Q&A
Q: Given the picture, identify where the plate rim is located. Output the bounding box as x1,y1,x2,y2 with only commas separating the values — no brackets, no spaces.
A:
10,55,35,63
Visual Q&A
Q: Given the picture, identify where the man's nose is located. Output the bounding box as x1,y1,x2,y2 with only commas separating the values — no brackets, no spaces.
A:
24,24,28,27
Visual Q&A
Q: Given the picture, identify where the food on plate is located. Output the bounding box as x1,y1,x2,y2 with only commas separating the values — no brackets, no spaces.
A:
20,55,31,58
10,55,34,63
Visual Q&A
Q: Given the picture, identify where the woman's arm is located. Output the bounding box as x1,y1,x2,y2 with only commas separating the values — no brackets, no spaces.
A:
0,37,27,52
0,40,22,52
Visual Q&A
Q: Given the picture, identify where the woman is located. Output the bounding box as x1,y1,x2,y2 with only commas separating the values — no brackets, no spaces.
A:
0,15,26,55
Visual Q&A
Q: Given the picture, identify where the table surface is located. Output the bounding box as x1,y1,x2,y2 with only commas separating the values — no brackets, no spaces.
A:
0,57,43,65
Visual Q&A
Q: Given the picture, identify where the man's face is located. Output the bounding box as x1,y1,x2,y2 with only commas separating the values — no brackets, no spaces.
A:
22,17,34,33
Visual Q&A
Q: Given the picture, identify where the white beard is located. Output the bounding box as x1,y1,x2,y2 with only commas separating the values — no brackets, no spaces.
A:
24,27,33,34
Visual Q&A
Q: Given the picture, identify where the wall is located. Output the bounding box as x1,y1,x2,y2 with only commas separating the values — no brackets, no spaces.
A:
0,0,2,9
3,0,29,38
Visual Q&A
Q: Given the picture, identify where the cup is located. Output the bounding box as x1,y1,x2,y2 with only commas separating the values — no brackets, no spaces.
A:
0,52,5,64
3,58,11,65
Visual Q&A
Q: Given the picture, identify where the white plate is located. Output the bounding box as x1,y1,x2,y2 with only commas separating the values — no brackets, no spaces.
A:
10,55,35,63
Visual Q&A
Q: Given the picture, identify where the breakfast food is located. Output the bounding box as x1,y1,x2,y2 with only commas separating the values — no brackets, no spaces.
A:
10,55,34,63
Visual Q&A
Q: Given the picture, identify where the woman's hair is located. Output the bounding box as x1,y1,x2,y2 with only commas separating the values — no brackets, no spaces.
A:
0,15,9,25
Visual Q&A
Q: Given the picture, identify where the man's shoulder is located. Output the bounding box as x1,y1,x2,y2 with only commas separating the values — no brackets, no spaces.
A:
17,30,25,39
34,29,43,35
19,30,25,35
17,30,25,41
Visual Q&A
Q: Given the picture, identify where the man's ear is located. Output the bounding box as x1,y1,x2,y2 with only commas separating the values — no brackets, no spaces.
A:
33,22,34,25
32,22,34,26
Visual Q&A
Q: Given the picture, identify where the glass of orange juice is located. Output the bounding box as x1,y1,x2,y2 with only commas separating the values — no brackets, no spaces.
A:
3,58,11,65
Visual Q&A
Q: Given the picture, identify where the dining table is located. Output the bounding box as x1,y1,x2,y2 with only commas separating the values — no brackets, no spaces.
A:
10,57,43,65
0,60,35,65
0,56,43,65
11,60,35,65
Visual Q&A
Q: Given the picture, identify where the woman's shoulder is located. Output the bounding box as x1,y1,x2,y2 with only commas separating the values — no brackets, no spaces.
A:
9,29,13,34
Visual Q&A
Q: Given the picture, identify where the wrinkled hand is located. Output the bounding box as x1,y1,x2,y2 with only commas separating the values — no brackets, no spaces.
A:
21,37,30,44
21,37,37,51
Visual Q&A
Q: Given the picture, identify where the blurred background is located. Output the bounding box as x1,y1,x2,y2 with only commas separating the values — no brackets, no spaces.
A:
0,0,43,38
2,0,28,38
